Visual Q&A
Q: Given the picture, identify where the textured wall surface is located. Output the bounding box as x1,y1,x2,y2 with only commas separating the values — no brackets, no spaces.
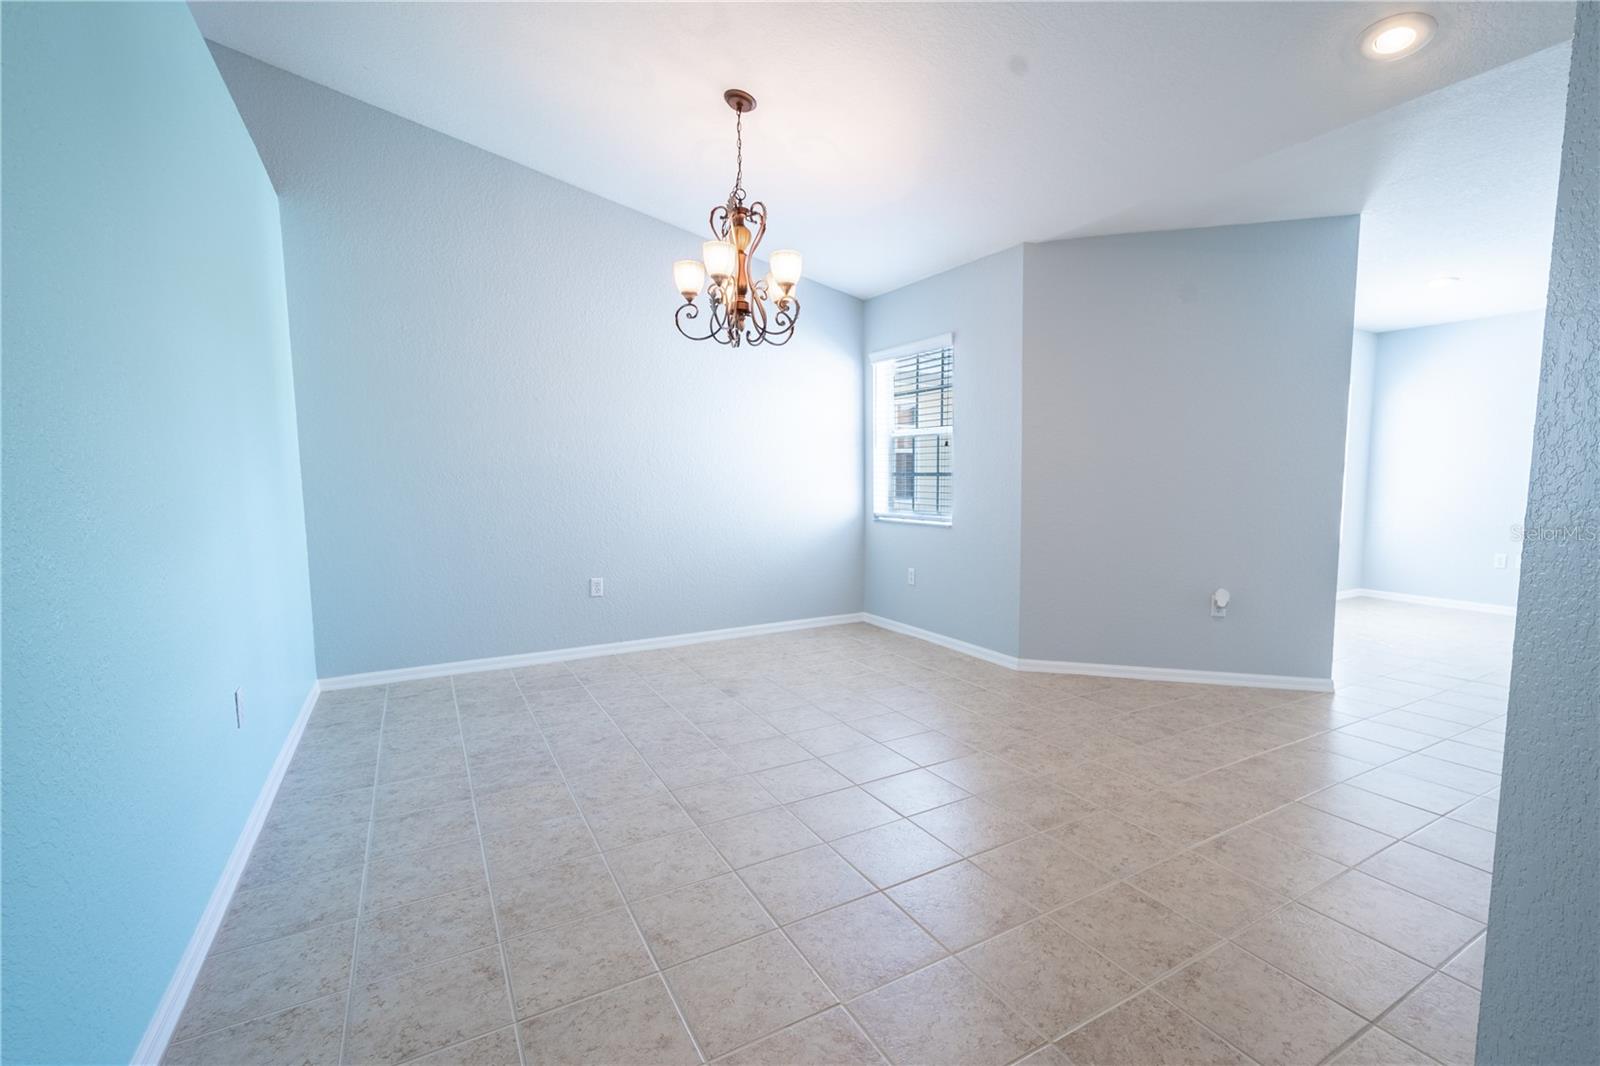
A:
1019,218,1360,679
211,49,865,678
1478,4,1599,1063
1338,330,1376,591
861,249,1024,655
1360,312,1544,606
0,5,317,1062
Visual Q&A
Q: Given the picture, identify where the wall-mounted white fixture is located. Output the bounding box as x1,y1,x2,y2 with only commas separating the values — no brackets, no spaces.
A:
1359,12,1437,61
907,567,916,586
1211,588,1231,618
589,578,604,598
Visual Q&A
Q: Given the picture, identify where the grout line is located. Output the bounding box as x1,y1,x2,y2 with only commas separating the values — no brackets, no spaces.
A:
336,688,388,1065
449,675,528,1066
511,667,711,1066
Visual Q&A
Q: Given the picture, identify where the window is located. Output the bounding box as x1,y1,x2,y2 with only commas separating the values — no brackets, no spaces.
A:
872,335,953,524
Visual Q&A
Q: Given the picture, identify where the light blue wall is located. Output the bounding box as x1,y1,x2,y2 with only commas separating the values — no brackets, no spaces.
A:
210,49,865,678
1,5,317,1064
1479,3,1598,1060
1360,312,1544,607
1338,330,1376,591
861,249,1024,655
1019,218,1360,679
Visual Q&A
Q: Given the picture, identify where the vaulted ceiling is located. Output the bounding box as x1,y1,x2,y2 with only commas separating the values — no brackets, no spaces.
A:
194,1,1575,331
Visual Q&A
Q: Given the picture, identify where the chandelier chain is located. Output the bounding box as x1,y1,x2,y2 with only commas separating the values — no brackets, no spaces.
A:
730,109,745,205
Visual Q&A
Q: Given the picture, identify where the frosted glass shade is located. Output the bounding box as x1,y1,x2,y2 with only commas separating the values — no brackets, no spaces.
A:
770,249,803,288
703,240,737,281
673,259,706,299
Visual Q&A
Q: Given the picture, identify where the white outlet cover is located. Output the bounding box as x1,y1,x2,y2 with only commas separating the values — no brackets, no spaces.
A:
589,578,604,597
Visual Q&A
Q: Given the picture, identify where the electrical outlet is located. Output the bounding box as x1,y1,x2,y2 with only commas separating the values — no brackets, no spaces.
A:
234,688,244,729
590,577,604,597
1493,553,1508,570
907,567,916,586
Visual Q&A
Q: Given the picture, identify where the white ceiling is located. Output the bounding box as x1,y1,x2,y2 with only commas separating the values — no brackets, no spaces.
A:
193,1,1574,331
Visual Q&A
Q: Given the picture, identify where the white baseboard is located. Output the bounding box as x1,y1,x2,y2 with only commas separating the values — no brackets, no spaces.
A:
319,613,869,690
861,613,1022,669
861,613,1330,691
132,680,321,1066
1016,656,1333,692
1339,588,1516,616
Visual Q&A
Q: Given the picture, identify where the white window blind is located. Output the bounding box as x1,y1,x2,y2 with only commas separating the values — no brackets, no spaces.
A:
872,339,953,524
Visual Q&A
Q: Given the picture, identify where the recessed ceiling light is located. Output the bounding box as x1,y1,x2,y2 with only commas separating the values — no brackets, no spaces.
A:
1426,275,1462,288
1360,12,1437,61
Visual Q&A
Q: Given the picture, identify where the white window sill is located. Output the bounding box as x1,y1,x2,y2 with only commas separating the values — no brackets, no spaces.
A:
873,514,953,528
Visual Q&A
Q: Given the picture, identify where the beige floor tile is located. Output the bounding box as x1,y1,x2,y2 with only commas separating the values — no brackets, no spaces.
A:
518,975,699,1066
849,957,1038,1066
863,768,972,816
1249,802,1395,865
1051,810,1182,876
832,819,961,888
1446,795,1499,832
823,744,920,784
1046,762,1152,810
1129,852,1286,936
1406,819,1496,872
631,872,776,966
1359,842,1492,922
977,780,1098,831
1054,990,1251,1066
1382,974,1480,1066
345,945,514,1064
717,1007,886,1065
1442,934,1485,990
503,907,653,1018
1015,1044,1072,1065
356,885,498,980
1051,883,1218,982
912,796,1036,855
927,753,1031,794
788,787,900,840
666,930,836,1058
959,918,1141,1036
162,993,345,1066
410,1025,522,1066
887,861,1039,950
1158,943,1364,1066
1301,871,1483,966
1233,903,1431,1019
1329,1027,1439,1065
703,807,824,869
1302,783,1438,837
1347,769,1476,815
1197,826,1345,897
607,827,731,900
753,758,854,804
885,731,976,766
173,921,355,1042
582,790,696,850
492,853,624,938
789,723,876,758
788,892,947,998
482,815,596,876
969,836,1116,909
674,775,779,825
211,863,364,955
740,844,875,924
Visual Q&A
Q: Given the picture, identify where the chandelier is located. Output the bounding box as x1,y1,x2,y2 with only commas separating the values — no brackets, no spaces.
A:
673,89,802,347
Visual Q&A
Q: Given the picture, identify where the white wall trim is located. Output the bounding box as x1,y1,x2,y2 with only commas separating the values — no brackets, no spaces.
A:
1338,588,1517,616
861,613,1022,669
860,613,1331,691
1015,656,1334,692
319,613,869,690
132,679,322,1066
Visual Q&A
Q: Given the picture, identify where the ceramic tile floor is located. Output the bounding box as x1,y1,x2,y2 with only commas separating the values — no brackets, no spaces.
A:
166,597,1510,1065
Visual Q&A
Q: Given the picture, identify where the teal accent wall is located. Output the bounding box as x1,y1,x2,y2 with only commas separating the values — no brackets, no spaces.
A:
1,4,317,1062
